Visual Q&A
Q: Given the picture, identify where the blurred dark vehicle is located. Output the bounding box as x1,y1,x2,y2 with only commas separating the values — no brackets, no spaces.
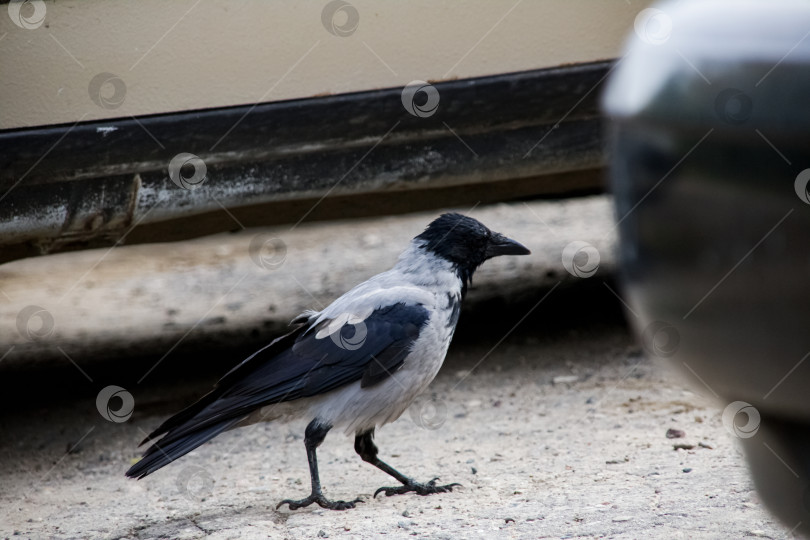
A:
604,0,810,533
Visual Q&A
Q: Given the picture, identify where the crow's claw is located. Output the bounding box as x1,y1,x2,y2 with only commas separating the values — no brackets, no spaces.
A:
277,493,363,511
374,477,462,498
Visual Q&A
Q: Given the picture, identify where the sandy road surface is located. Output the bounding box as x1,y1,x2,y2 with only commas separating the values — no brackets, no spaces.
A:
1,279,788,539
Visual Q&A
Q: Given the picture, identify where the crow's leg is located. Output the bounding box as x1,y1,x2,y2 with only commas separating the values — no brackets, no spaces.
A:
277,420,363,511
354,429,461,498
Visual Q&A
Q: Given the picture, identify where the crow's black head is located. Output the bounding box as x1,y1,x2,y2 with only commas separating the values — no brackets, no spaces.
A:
415,213,530,290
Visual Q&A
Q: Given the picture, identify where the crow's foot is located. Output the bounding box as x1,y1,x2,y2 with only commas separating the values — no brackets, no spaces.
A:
374,477,461,498
277,492,363,511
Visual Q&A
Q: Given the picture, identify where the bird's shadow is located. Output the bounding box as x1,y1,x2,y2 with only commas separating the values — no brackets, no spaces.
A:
109,502,288,539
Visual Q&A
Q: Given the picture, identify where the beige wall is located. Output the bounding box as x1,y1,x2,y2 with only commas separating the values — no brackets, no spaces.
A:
0,0,651,130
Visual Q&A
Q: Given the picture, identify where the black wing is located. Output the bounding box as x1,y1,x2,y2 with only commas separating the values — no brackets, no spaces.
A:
126,302,429,479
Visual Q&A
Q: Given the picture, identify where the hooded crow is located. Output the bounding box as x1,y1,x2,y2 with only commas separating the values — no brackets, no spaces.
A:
126,213,530,510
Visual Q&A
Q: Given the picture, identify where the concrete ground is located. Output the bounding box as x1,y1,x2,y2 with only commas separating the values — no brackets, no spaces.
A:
0,197,614,368
0,198,792,539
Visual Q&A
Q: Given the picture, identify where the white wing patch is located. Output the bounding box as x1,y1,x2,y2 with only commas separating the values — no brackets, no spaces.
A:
314,307,374,340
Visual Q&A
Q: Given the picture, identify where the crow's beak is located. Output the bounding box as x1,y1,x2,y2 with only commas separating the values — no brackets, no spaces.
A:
485,234,531,258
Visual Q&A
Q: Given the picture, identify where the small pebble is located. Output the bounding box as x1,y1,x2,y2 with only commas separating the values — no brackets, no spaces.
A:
471,467,477,475
673,443,694,450
505,518,515,523
666,428,686,439
683,468,693,473
317,531,328,538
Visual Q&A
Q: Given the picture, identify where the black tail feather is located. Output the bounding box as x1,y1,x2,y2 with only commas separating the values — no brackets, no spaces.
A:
137,389,222,447
126,416,244,479
137,326,305,447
